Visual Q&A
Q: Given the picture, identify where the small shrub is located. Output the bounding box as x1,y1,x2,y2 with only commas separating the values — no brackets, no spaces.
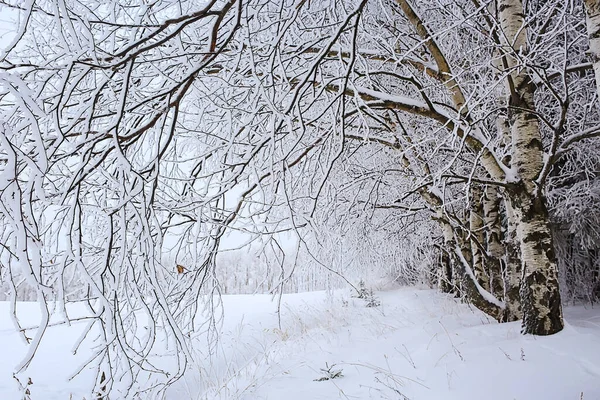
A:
353,280,381,307
355,280,369,299
314,363,343,381
365,289,381,307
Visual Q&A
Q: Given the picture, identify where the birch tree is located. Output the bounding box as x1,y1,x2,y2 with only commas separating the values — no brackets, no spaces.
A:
585,0,600,97
247,0,600,333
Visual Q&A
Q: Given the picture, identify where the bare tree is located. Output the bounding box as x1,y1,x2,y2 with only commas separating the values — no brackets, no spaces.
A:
244,0,599,333
2,0,600,397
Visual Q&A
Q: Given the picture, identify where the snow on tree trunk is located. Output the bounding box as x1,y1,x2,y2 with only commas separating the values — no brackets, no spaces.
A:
482,186,505,300
493,107,521,321
470,185,490,292
498,0,563,335
438,210,504,321
585,0,600,99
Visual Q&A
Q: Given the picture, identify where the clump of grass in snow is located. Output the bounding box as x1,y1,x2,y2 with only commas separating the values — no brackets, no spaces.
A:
313,363,343,382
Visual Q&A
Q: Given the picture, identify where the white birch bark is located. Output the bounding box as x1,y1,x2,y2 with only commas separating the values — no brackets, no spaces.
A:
585,0,600,99
435,208,504,321
482,186,505,298
470,185,490,292
492,117,522,321
503,200,523,321
437,248,453,294
497,0,563,335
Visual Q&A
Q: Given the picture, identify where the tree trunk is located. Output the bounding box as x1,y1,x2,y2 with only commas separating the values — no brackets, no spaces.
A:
470,185,490,292
585,0,600,99
502,200,523,321
437,244,454,294
493,106,522,321
507,186,563,334
482,186,505,299
498,0,563,335
438,211,504,321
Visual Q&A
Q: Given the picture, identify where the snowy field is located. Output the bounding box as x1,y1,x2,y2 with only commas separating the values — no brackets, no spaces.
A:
1,288,600,399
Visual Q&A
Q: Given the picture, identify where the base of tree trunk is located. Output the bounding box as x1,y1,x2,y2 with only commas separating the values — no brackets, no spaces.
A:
520,270,564,335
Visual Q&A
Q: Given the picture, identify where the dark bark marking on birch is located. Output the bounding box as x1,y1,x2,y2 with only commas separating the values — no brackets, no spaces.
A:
520,269,563,335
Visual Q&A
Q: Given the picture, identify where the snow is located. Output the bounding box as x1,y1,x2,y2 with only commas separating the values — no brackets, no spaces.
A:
0,302,97,399
354,86,428,111
455,248,505,309
1,288,600,399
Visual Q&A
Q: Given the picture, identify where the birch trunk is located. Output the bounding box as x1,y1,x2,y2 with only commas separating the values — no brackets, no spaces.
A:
437,210,504,320
498,0,563,335
494,105,522,321
470,185,490,291
585,0,600,99
482,186,505,299
437,244,454,293
503,200,523,321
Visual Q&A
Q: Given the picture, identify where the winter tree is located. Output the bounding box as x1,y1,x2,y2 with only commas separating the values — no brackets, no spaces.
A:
1,0,599,397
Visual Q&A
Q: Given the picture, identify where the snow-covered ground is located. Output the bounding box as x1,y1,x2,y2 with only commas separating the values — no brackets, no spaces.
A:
1,287,600,399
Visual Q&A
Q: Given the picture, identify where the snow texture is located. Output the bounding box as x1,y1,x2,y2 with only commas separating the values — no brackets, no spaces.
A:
1,287,599,399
